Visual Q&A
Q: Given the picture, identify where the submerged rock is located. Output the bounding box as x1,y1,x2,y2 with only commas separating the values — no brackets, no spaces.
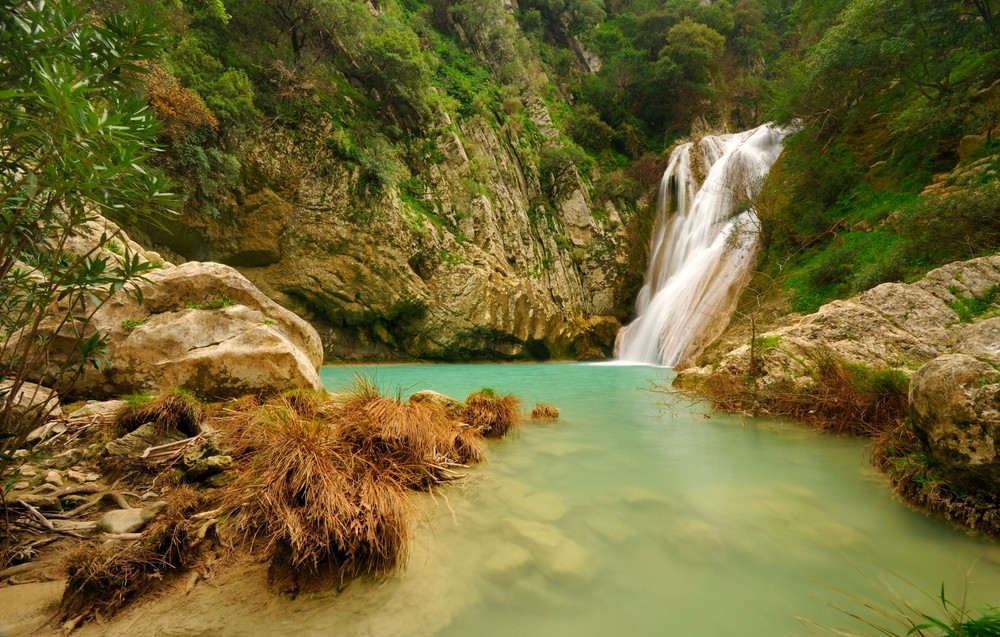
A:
910,354,1000,494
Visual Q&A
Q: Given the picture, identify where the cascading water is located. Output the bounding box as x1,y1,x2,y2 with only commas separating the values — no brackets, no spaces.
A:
616,123,788,366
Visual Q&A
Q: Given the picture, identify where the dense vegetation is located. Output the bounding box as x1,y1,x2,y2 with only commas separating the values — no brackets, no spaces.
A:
0,0,171,462
756,0,1000,311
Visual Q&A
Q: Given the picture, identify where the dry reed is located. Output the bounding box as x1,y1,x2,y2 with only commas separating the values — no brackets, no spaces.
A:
530,403,560,420
116,391,202,437
463,390,521,438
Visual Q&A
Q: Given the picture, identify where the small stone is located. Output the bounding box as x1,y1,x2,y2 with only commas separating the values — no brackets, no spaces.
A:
12,449,29,459
184,455,233,482
44,470,63,487
66,470,86,483
12,481,29,490
70,399,126,420
83,472,100,482
409,390,463,412
43,459,57,467
98,503,165,535
105,423,185,457
20,466,37,478
26,421,67,444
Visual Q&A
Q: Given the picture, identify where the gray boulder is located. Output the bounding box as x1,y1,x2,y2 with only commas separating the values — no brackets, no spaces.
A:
910,354,1000,494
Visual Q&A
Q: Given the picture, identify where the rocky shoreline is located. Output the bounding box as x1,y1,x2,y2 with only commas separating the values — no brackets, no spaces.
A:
675,253,1000,536
0,217,558,635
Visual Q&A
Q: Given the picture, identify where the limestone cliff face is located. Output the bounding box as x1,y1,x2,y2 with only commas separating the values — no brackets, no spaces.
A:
140,109,638,361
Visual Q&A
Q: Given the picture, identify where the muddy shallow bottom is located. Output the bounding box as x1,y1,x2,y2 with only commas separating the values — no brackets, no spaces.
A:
46,362,1000,636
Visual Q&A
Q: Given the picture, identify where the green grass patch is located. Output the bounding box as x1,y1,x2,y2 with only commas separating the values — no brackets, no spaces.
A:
949,284,1000,323
120,318,148,331
186,295,237,311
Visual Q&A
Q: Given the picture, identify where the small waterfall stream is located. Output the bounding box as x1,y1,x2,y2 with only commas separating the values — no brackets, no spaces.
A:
616,124,788,366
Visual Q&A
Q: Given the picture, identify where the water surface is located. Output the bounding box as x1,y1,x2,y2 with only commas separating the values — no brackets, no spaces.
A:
314,362,1000,636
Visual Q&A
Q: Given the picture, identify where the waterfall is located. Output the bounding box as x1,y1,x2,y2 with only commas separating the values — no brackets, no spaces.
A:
616,123,788,366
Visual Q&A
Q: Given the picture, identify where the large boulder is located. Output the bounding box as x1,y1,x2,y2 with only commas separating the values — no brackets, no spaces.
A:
24,217,324,399
909,354,1000,494
81,261,324,399
678,254,1000,389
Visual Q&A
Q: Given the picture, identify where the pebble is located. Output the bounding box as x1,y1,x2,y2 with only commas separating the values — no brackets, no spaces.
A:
84,472,100,482
44,470,63,487
12,481,29,490
19,466,37,478
66,469,86,483
12,449,29,459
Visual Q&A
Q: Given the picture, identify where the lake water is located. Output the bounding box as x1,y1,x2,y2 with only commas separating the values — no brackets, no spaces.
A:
313,362,1000,636
76,361,999,637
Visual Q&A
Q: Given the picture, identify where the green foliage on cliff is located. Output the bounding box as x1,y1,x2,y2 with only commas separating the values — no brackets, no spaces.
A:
755,0,1000,312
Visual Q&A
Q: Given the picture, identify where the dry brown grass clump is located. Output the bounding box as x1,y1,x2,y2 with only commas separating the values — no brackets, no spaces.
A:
463,389,521,438
214,378,492,580
685,353,908,437
530,403,560,420
59,487,210,623
117,391,202,437
219,404,410,578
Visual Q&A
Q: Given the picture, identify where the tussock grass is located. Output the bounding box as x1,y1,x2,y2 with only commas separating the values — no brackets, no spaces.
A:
213,377,494,579
463,389,521,438
116,390,202,437
689,353,908,437
58,377,526,618
530,403,560,420
219,404,410,577
60,487,209,622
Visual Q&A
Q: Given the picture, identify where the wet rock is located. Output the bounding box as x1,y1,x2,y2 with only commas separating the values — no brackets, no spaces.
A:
910,354,1000,494
409,390,463,412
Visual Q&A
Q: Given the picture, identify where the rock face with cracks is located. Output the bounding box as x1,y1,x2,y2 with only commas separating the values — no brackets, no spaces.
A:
910,354,1000,494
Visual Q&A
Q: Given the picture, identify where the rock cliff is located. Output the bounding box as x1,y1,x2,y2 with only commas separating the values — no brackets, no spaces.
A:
137,113,642,362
